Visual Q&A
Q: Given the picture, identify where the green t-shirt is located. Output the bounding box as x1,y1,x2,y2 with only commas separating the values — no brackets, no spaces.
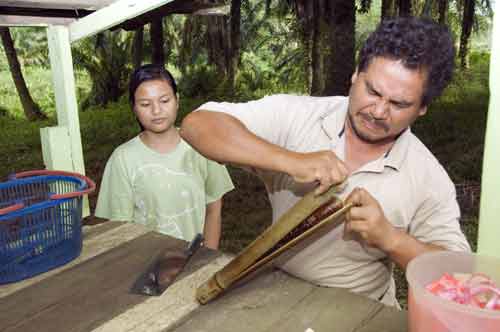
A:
95,136,234,240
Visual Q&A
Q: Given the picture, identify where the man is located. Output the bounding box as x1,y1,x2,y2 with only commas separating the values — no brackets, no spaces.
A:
180,17,470,307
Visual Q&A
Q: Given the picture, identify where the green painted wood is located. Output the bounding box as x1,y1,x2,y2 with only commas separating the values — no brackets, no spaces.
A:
69,0,175,42
46,25,89,217
40,126,73,172
168,268,407,332
478,2,500,257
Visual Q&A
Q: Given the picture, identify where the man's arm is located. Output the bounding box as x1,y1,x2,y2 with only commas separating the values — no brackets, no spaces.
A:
344,188,444,269
181,110,348,195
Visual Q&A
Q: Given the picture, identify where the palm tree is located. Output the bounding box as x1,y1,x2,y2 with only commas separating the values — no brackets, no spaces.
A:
0,27,46,120
72,30,133,109
287,0,355,96
459,0,475,68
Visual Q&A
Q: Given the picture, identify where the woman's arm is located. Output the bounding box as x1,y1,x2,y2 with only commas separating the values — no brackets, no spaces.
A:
203,198,223,250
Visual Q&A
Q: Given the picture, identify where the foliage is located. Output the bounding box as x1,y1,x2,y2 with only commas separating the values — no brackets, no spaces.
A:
72,31,134,110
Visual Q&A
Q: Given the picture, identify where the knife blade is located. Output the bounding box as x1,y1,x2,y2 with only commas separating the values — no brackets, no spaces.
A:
131,233,204,296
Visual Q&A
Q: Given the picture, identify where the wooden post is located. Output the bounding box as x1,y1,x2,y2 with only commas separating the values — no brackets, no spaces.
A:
46,25,89,217
477,4,499,257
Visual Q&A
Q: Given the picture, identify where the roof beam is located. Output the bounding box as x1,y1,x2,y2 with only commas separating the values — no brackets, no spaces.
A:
0,6,92,18
117,0,228,31
0,15,75,27
68,0,174,43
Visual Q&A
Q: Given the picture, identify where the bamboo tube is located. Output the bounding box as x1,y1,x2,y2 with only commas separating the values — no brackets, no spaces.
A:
196,186,345,304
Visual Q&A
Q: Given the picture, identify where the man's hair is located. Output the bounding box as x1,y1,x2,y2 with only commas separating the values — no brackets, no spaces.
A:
128,64,178,131
358,17,455,106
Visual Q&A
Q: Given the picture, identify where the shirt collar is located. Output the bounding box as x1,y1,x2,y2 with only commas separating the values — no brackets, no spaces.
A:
320,100,410,172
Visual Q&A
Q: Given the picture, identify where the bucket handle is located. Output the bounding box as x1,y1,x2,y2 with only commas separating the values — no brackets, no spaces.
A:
11,170,96,199
0,203,25,216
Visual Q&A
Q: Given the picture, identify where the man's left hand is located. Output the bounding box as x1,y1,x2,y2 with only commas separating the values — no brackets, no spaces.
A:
343,187,398,252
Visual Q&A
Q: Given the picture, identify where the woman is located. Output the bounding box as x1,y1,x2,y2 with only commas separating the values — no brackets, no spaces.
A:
95,64,233,249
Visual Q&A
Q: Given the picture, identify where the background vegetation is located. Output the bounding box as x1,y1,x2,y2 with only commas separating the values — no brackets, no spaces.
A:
0,0,492,308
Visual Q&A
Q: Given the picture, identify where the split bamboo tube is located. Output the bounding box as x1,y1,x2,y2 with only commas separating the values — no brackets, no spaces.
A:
196,186,346,304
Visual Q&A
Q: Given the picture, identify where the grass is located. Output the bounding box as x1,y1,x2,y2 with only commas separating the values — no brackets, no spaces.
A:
0,55,490,308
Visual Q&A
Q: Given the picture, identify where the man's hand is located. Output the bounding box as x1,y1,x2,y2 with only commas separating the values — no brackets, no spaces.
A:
287,151,348,195
343,187,398,251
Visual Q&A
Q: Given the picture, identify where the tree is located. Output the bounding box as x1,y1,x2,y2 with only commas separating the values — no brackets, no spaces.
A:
151,19,165,65
290,0,355,96
459,0,475,68
132,27,144,70
398,0,412,16
228,0,242,90
438,0,448,24
0,27,46,120
73,31,133,109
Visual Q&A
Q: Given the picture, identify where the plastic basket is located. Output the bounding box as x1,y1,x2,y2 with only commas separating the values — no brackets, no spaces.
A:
0,170,95,284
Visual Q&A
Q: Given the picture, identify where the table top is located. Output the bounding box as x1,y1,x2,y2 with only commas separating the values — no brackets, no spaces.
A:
0,221,407,332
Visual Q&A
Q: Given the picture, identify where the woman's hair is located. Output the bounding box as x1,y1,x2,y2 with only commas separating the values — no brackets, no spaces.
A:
128,64,178,130
358,17,455,106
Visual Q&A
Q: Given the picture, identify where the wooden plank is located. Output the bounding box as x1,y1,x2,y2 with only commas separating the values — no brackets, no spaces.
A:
168,269,316,332
68,0,174,42
168,269,407,332
117,0,228,31
0,222,149,298
46,25,89,216
0,232,225,332
0,0,114,10
264,286,406,332
0,6,92,18
92,253,231,332
0,15,75,26
478,0,500,257
82,220,126,241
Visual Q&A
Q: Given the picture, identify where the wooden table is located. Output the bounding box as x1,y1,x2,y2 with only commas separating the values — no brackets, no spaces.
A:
0,221,407,332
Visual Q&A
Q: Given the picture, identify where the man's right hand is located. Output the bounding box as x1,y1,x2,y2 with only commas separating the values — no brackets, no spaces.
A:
287,151,348,196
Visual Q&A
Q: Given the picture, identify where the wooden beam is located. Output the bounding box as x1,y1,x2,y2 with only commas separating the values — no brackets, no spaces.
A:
68,0,174,43
477,2,500,257
0,6,93,18
0,1,112,11
46,25,89,216
0,15,75,26
118,0,228,31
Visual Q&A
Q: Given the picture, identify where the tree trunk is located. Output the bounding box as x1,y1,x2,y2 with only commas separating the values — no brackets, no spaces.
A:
381,0,396,19
398,0,412,16
296,0,314,93
459,0,475,68
227,0,241,91
324,0,355,96
438,0,448,24
0,27,46,121
310,1,326,95
132,27,144,70
421,0,433,17
151,18,165,65
206,16,229,77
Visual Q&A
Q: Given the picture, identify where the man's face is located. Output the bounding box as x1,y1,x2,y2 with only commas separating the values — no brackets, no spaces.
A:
347,57,428,144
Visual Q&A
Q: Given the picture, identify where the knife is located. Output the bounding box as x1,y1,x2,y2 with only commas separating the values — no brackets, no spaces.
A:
131,233,204,296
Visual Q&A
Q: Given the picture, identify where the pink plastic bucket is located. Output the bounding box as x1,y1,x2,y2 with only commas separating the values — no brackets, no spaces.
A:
406,251,500,332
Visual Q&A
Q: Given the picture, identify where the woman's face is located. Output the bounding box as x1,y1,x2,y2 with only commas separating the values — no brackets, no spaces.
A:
133,79,178,134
